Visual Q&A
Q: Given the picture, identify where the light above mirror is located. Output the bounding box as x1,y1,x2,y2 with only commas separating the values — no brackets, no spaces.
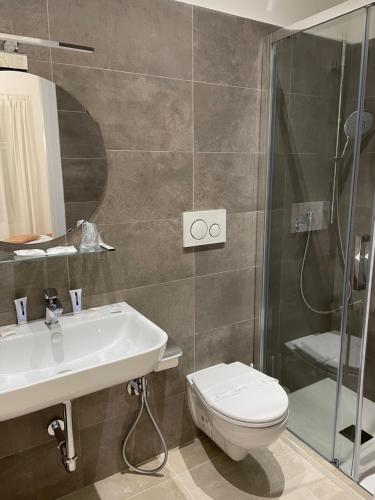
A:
0,70,107,246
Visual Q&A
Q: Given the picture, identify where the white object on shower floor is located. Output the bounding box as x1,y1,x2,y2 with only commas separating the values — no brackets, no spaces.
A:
360,473,375,494
288,377,375,494
285,331,361,370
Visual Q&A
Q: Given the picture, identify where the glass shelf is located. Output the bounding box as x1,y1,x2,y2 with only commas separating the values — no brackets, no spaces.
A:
0,247,114,264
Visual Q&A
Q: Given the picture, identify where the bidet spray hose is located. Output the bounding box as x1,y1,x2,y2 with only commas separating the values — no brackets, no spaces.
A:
121,376,168,474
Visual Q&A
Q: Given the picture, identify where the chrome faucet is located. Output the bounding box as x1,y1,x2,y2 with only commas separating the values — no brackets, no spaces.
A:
44,288,63,325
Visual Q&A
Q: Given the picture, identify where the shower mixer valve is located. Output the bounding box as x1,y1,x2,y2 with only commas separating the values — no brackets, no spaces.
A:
290,201,329,234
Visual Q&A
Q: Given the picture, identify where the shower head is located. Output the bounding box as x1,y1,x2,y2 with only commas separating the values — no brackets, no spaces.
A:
344,110,373,139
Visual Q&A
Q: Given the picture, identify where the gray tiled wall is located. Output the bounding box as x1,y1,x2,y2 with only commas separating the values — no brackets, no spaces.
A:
0,1,273,498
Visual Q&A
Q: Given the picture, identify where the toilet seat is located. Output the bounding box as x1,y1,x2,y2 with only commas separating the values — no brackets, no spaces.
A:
190,362,289,428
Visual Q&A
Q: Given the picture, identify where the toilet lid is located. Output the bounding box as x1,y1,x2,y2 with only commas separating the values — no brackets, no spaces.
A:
191,362,289,425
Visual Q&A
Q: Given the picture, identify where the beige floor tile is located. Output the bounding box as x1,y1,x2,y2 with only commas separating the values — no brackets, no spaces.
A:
177,452,272,500
128,477,193,499
94,458,175,500
59,434,372,500
168,436,222,475
274,476,358,500
58,485,101,500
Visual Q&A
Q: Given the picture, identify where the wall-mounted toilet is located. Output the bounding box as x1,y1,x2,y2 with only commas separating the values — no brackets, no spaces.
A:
187,362,289,461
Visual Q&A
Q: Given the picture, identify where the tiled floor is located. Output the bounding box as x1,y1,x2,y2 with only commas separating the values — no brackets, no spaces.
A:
59,431,371,500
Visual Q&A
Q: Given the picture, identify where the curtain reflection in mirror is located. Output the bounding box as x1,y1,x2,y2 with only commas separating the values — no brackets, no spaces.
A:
0,94,53,242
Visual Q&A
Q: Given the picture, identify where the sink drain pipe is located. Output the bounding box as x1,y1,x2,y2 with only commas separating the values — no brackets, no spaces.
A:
121,376,168,474
48,401,77,473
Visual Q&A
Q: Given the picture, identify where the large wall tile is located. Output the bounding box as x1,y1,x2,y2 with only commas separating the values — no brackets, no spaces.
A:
123,279,194,343
58,111,105,159
288,94,337,154
0,264,16,317
279,255,336,313
65,202,98,232
195,319,254,370
77,384,138,430
0,452,34,500
128,393,197,466
279,308,332,344
194,212,262,275
95,151,193,224
28,60,53,80
149,335,194,400
356,153,375,207
194,6,273,88
194,153,261,212
53,64,193,151
48,0,192,79
194,82,260,152
195,268,256,332
62,159,107,203
80,414,133,484
0,404,66,460
68,220,193,293
284,154,333,204
27,441,84,500
290,32,341,97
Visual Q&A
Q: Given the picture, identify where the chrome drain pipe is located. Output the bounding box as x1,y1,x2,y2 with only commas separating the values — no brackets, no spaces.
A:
48,401,77,473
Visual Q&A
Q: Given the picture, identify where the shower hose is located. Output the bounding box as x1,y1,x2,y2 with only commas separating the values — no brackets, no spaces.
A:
121,376,168,474
300,179,352,315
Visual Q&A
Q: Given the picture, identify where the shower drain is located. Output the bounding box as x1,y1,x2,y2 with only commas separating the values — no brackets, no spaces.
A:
339,424,373,445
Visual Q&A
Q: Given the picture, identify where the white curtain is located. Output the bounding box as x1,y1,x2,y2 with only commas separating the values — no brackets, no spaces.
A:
0,94,52,240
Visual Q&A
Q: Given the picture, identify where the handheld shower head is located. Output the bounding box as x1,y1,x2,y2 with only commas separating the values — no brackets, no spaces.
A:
337,110,373,159
344,110,373,139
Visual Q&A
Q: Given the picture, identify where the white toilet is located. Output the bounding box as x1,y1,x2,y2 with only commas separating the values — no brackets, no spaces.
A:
187,362,289,461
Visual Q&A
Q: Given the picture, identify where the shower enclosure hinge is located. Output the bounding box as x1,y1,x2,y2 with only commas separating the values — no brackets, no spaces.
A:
331,458,340,468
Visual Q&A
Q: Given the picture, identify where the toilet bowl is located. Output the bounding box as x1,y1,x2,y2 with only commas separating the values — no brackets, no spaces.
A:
187,362,289,461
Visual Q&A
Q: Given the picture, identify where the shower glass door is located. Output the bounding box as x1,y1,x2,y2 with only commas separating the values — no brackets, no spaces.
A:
339,5,375,491
264,7,367,462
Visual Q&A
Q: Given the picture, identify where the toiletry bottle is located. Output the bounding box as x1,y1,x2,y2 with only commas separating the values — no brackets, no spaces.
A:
14,297,27,325
70,289,82,313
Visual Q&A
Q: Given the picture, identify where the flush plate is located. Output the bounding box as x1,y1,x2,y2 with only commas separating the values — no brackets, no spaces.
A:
183,209,226,247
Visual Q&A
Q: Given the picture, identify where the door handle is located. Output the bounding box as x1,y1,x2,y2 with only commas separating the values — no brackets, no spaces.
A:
354,234,370,291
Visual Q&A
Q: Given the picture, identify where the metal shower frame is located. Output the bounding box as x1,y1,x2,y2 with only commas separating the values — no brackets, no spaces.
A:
261,0,375,486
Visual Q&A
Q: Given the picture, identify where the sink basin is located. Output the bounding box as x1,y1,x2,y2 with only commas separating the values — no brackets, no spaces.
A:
0,302,168,421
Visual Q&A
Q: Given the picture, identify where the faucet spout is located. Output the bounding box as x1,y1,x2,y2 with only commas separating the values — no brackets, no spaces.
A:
44,288,63,325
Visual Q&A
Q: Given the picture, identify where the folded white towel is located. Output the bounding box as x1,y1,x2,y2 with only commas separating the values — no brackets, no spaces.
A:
46,245,77,256
14,249,46,258
286,331,361,370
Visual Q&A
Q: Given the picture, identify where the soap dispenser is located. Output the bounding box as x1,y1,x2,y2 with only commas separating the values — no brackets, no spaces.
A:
69,289,82,313
14,297,27,325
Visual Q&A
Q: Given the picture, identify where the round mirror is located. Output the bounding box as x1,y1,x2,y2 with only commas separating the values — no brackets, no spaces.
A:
0,70,107,245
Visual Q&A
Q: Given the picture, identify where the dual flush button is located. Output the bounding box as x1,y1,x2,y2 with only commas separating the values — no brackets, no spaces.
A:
183,210,226,247
190,219,221,240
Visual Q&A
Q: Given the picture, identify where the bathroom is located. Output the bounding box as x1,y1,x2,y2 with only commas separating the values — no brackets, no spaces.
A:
1,0,375,498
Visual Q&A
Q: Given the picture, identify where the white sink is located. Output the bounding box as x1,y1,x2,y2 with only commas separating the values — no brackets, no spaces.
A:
0,302,168,421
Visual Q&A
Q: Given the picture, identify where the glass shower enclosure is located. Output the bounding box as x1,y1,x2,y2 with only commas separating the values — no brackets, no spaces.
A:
263,3,375,493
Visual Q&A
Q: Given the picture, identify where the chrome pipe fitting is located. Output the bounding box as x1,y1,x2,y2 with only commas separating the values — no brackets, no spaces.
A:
48,401,77,473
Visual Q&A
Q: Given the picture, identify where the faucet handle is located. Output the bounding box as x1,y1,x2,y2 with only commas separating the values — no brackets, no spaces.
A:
44,288,58,301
